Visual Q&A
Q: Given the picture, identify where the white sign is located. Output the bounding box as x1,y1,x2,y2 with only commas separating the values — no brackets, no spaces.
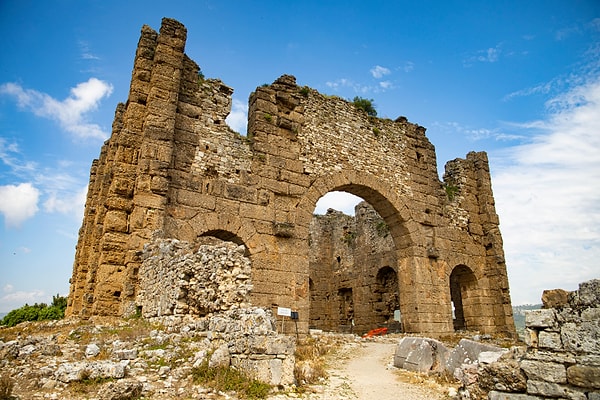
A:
277,307,292,317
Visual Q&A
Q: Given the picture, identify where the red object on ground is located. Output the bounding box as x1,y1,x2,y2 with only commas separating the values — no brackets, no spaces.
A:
363,327,388,337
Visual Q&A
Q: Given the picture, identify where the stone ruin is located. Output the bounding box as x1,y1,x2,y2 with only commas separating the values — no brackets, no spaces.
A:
390,279,600,399
66,17,515,337
454,279,600,399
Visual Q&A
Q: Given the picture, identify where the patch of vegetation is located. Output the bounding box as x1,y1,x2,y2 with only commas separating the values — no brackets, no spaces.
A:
443,183,459,201
264,113,273,123
372,127,382,137
294,336,336,386
352,96,377,116
0,373,14,400
375,221,389,237
198,69,205,83
191,360,271,399
340,230,356,246
1,294,67,327
299,86,310,97
71,370,115,394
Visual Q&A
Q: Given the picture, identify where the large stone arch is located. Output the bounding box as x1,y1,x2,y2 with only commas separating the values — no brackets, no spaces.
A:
295,171,433,333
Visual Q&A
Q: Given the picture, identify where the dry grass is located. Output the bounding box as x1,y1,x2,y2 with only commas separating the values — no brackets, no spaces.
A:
294,335,343,385
0,373,14,400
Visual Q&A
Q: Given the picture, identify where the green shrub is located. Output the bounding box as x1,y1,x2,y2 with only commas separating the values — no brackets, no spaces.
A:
1,294,67,327
444,184,460,201
352,96,377,116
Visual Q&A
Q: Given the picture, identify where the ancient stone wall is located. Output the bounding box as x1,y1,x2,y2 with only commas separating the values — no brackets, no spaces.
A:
66,17,515,337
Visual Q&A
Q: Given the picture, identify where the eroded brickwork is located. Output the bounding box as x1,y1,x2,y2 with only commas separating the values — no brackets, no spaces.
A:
66,17,515,337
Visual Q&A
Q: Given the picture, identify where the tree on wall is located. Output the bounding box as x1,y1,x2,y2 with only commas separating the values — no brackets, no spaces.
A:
352,96,377,117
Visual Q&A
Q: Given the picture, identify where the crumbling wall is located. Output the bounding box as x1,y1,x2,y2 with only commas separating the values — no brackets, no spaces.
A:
457,279,600,399
137,238,252,317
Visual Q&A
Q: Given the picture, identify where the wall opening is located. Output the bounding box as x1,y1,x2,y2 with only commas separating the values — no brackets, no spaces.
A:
450,264,478,331
308,188,405,334
374,266,400,330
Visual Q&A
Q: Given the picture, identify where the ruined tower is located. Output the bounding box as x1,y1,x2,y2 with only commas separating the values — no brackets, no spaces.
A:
66,18,515,337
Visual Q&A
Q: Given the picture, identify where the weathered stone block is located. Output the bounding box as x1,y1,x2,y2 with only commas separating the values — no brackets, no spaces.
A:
561,321,600,354
567,365,600,388
542,288,570,309
569,279,600,309
394,337,450,373
525,309,556,329
488,392,542,400
521,359,566,383
104,210,128,233
526,380,586,399
538,331,562,351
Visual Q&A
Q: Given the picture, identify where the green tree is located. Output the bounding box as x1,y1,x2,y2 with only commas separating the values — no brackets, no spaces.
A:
352,96,377,116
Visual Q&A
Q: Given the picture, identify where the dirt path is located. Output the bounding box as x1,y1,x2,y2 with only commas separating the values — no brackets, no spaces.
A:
297,339,450,400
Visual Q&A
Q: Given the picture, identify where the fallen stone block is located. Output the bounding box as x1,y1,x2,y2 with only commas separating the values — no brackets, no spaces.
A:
393,337,449,373
445,338,506,374
55,360,126,383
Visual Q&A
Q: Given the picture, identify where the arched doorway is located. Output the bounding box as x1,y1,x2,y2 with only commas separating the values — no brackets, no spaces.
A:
308,189,404,334
449,265,478,331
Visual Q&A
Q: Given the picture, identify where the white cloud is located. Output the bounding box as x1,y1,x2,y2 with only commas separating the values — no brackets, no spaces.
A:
43,184,88,221
314,191,363,215
0,78,113,140
0,289,47,311
491,77,600,304
3,284,14,293
370,65,391,79
0,182,40,228
379,81,393,89
226,98,248,135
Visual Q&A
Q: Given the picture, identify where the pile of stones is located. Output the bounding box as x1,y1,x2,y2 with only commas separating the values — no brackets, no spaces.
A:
137,238,253,317
0,307,295,399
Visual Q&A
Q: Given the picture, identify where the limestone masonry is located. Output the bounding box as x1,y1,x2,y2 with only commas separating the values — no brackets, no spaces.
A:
66,17,515,336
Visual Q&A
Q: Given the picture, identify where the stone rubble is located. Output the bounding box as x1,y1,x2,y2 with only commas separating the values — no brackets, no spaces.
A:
453,279,600,399
0,306,295,399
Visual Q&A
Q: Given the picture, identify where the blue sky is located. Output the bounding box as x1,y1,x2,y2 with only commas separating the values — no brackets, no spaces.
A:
0,1,599,312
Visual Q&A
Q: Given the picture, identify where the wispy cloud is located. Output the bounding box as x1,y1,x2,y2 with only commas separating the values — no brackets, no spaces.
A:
370,65,391,79
0,182,40,228
431,121,524,142
78,40,100,60
463,43,502,66
491,77,600,304
0,78,113,140
0,138,38,174
401,61,415,73
0,288,48,311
